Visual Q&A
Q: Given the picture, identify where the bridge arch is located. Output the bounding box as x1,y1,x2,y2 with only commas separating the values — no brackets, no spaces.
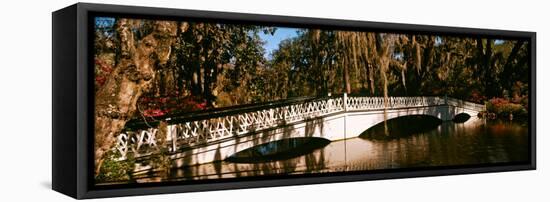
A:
358,114,442,140
224,137,331,163
342,104,453,139
452,113,471,123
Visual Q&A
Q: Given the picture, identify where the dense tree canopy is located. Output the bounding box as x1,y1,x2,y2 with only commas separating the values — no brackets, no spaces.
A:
95,18,529,109
93,17,530,174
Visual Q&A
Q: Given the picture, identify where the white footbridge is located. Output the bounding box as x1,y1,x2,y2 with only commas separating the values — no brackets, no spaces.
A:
114,94,485,172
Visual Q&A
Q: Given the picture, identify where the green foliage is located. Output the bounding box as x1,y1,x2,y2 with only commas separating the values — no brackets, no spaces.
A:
267,31,529,103
95,151,135,183
149,147,172,179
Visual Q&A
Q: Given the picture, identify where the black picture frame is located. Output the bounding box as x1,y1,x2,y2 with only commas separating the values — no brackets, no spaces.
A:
52,3,536,199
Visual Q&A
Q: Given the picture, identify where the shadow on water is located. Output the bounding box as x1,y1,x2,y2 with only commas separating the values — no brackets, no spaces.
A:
225,137,331,163
453,113,471,123
359,115,442,140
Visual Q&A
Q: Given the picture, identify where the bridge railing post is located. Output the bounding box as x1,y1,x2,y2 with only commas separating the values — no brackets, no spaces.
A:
343,93,348,112
169,125,177,152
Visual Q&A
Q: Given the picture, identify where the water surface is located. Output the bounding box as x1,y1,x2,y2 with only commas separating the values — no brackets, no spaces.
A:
139,118,529,182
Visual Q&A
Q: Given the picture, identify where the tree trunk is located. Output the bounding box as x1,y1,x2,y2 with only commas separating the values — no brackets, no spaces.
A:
343,57,351,94
203,60,212,105
501,40,525,92
476,38,485,83
191,54,202,96
484,39,494,97
94,19,178,176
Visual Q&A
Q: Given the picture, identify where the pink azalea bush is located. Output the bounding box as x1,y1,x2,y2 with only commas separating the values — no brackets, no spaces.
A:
486,97,527,118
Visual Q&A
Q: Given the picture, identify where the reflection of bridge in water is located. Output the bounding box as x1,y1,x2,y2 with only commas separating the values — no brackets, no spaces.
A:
114,94,485,177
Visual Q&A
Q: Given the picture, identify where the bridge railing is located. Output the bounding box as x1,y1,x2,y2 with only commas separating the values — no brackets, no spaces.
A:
345,96,446,111
115,96,346,159
113,95,479,159
445,97,486,112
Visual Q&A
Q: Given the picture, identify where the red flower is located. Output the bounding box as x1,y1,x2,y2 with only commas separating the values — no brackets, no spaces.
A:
101,64,113,73
143,109,165,117
95,76,106,86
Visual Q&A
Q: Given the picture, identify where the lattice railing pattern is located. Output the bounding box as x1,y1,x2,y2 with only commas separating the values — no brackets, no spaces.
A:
113,95,484,159
345,96,446,110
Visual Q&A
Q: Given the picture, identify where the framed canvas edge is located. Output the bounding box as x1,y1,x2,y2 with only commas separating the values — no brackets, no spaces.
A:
80,164,534,199
69,2,536,199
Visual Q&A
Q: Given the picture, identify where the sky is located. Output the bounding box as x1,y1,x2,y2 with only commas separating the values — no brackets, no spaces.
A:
258,27,299,59
95,17,115,28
